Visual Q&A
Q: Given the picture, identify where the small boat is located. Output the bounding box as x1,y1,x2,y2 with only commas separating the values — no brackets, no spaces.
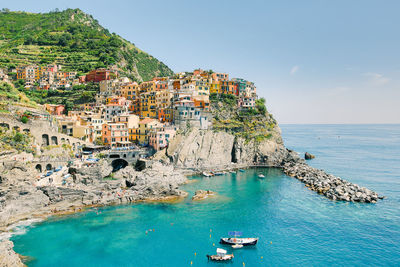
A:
258,174,265,178
213,172,224,176
232,244,243,249
202,172,213,177
220,237,258,246
220,231,258,246
229,170,236,174
207,248,234,261
239,169,245,172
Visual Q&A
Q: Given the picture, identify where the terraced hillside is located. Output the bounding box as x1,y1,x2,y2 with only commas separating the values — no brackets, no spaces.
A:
0,8,173,81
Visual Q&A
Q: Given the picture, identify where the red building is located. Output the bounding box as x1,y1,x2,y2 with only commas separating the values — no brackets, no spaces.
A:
85,69,117,83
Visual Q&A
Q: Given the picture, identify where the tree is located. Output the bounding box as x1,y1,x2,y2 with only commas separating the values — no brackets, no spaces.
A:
256,98,267,115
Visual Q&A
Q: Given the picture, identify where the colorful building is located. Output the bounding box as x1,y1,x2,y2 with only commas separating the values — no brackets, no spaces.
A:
86,69,117,83
45,104,65,116
140,92,157,118
149,127,176,150
137,118,163,145
102,122,130,148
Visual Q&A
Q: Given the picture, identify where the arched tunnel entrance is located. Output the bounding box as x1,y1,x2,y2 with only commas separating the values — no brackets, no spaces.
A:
35,164,42,173
46,164,52,171
111,159,128,172
42,134,49,146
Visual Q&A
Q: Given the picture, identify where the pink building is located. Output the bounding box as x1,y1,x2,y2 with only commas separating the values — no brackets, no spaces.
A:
149,127,176,150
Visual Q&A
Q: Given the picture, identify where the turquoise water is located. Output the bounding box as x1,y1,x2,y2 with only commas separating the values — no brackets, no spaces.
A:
11,125,400,266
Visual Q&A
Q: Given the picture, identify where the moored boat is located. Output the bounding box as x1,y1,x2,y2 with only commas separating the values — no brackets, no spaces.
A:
239,169,245,172
202,172,213,177
206,248,234,261
220,237,258,246
258,174,265,178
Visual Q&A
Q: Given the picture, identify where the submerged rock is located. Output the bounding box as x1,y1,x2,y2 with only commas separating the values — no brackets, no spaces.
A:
192,190,216,201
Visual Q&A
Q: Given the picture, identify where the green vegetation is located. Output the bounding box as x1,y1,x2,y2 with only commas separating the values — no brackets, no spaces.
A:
12,80,99,112
103,173,116,180
0,8,173,81
20,115,28,123
0,126,34,153
210,94,277,143
0,81,37,108
95,152,106,159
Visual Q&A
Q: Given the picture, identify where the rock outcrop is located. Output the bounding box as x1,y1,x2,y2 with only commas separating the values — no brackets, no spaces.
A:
304,152,315,160
0,240,24,267
160,127,288,170
0,159,188,229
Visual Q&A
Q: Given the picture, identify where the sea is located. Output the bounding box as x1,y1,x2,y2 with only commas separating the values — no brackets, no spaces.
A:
10,124,400,266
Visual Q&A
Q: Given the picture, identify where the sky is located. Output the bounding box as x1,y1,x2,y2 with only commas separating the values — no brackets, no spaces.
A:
3,0,400,124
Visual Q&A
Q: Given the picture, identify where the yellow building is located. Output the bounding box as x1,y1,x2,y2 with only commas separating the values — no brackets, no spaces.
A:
139,81,156,94
129,128,139,142
138,118,162,145
120,82,139,101
155,89,171,109
210,82,221,94
195,78,210,96
140,92,157,118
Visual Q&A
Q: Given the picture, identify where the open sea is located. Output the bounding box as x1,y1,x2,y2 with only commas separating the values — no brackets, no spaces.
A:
10,124,400,266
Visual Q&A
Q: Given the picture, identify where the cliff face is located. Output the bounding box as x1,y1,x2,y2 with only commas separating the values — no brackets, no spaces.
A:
163,127,290,170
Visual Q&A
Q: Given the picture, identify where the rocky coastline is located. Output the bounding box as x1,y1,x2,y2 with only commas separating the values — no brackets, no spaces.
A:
0,128,383,265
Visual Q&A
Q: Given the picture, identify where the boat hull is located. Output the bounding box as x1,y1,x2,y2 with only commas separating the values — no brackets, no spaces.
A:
220,238,258,246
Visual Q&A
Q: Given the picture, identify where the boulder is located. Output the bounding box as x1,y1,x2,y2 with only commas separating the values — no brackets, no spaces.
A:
304,152,315,160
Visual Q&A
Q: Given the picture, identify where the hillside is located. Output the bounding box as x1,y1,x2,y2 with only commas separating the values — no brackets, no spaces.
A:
0,8,173,81
210,94,281,143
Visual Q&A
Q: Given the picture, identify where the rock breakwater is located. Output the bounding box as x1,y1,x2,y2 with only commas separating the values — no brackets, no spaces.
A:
282,160,382,203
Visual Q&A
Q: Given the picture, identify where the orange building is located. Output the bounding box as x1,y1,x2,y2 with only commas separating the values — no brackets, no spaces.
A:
102,122,130,148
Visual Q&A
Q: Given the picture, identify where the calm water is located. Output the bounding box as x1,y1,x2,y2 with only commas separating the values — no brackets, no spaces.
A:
11,125,400,266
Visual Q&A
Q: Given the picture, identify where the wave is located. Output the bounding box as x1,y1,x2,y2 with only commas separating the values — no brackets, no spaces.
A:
0,218,43,241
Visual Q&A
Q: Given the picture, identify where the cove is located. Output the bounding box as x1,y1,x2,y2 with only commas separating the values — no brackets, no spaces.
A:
11,125,400,266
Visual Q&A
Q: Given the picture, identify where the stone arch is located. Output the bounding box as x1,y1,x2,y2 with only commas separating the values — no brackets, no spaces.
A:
109,154,120,159
0,123,9,129
42,134,49,146
111,159,128,172
66,139,70,144
46,164,52,170
123,154,127,158
35,164,42,173
13,126,20,132
61,138,65,143
23,128,30,133
51,136,58,145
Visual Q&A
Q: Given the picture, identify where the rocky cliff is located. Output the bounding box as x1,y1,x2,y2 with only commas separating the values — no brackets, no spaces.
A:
161,127,289,170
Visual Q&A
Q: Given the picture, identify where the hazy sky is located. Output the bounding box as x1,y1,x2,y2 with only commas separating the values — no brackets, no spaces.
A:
4,0,400,124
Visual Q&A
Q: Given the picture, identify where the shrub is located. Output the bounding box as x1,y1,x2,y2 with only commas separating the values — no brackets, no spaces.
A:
21,115,29,123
